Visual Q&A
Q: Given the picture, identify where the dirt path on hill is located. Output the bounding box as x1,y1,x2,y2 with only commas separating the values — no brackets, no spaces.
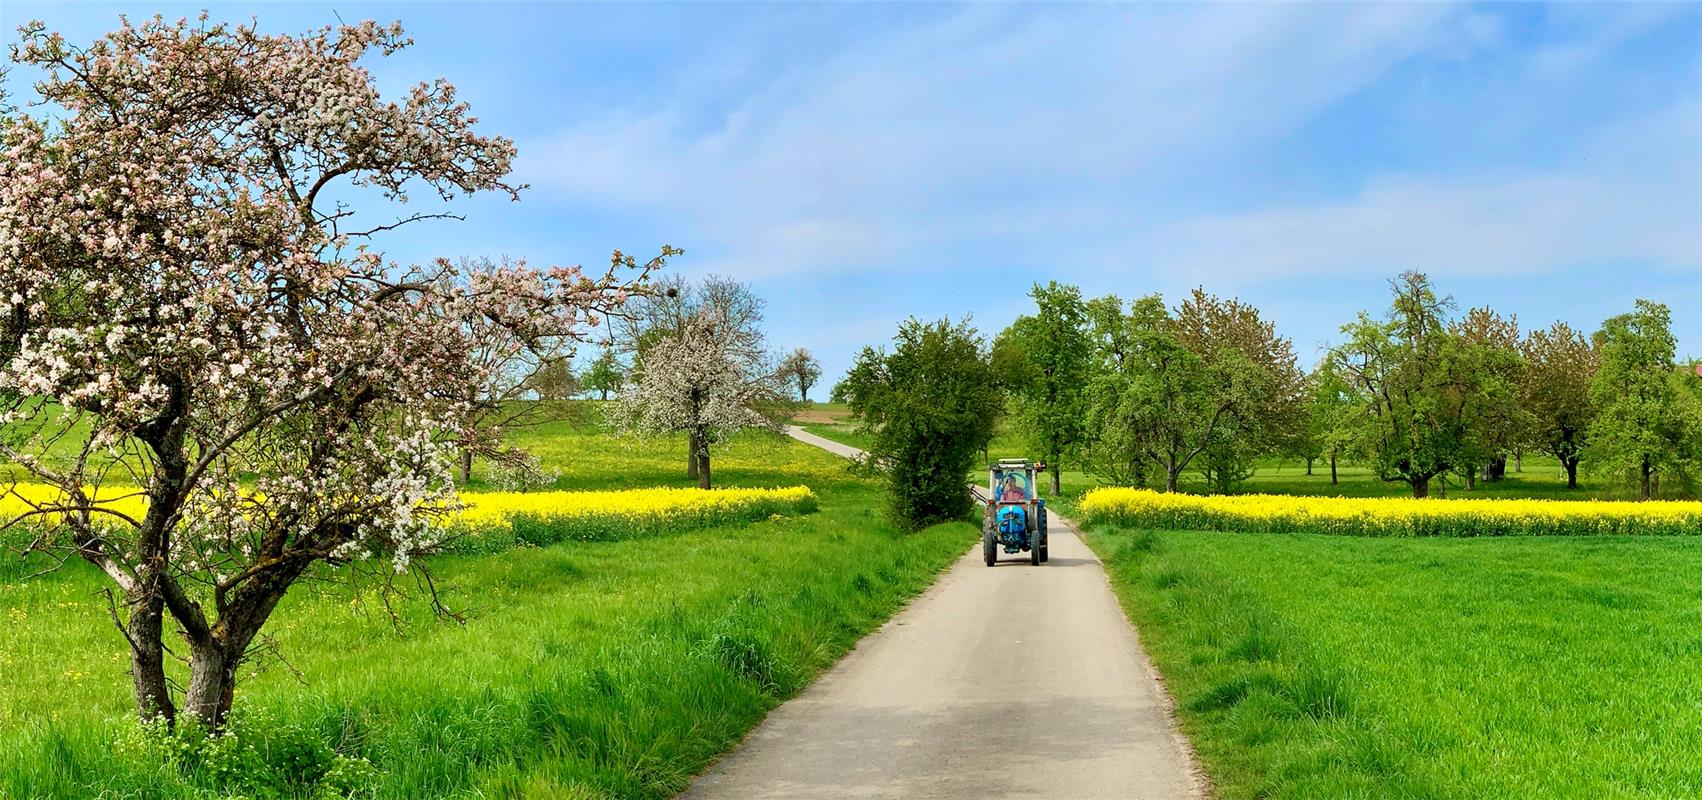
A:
680,428,1207,799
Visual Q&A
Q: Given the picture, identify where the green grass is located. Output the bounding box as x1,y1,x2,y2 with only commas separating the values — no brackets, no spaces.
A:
1087,525,1702,799
0,420,970,798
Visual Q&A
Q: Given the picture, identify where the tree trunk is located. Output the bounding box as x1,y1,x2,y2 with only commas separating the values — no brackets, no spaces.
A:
1514,449,1523,473
1050,465,1061,496
1330,454,1338,485
458,448,473,484
1465,469,1476,491
1305,457,1313,476
1165,469,1180,493
128,589,175,722
599,388,609,401
1412,475,1429,499
1640,456,1653,501
697,452,712,489
183,642,237,729
1564,458,1579,489
687,431,700,480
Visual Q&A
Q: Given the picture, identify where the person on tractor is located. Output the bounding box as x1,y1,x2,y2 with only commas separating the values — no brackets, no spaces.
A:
999,474,1028,502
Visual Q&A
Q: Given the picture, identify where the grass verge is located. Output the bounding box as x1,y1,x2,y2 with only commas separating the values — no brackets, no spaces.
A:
1086,526,1702,799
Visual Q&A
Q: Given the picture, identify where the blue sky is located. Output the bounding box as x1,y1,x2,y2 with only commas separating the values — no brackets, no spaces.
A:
5,2,1699,384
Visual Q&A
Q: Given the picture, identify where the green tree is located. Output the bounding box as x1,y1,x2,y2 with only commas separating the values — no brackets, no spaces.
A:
841,318,1002,529
1082,290,1296,494
524,357,580,401
1331,272,1477,498
1172,288,1305,493
1586,301,1701,499
1306,357,1361,485
997,282,1092,495
581,350,625,401
777,347,824,402
1450,307,1527,489
1521,321,1598,489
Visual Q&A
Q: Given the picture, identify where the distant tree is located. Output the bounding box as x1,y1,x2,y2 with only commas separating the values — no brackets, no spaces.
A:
1450,308,1527,488
1305,357,1361,485
840,318,1001,529
580,349,625,401
829,379,852,404
778,348,824,402
1083,290,1299,494
1331,272,1479,498
524,357,580,401
621,275,767,479
1081,295,1155,487
610,309,785,489
1171,288,1306,493
1586,301,1702,499
998,282,1092,495
1521,322,1598,489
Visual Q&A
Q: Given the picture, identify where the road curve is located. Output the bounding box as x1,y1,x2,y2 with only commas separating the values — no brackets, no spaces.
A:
681,427,1206,799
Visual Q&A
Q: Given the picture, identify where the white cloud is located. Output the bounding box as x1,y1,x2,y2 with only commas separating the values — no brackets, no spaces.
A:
513,4,1699,294
516,4,1465,278
1146,100,1702,283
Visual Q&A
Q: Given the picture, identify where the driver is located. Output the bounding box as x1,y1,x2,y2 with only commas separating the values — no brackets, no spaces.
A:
999,474,1028,501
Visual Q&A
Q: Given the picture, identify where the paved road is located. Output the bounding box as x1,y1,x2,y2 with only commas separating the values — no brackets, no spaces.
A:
682,428,1205,799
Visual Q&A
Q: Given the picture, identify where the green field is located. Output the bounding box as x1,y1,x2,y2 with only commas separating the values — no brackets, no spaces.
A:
1088,525,1702,799
0,421,971,799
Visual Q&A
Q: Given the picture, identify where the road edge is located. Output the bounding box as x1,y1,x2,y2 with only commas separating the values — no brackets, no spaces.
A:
1065,513,1217,799
781,424,1215,798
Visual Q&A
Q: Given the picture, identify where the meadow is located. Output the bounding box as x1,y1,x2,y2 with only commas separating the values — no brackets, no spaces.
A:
809,402,1702,795
0,414,972,799
1088,525,1702,799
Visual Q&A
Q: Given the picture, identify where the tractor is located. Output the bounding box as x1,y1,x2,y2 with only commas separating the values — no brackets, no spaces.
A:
982,458,1048,566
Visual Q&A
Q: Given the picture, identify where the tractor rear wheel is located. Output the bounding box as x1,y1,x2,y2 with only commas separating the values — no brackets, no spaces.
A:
1029,528,1042,565
983,525,996,567
1039,508,1049,562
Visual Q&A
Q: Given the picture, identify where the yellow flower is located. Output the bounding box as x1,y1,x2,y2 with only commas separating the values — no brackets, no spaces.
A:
0,482,820,553
1079,488,1702,537
439,485,819,550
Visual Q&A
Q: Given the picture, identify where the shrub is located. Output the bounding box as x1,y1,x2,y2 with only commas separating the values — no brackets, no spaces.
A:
838,318,1002,529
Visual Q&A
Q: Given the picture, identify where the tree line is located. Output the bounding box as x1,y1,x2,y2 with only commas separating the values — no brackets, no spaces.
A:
839,272,1700,528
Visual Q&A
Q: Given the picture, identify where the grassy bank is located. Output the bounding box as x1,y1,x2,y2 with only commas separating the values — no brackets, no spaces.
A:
1087,526,1702,799
0,424,970,798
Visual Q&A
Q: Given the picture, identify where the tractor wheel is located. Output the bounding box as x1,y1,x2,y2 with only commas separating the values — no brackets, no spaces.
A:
983,525,996,567
1039,508,1050,562
1029,528,1042,566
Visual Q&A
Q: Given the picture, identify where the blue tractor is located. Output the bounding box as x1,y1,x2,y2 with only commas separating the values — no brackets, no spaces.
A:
982,458,1048,566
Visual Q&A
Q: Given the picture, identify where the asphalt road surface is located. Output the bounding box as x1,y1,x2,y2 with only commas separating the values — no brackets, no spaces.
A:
681,428,1205,799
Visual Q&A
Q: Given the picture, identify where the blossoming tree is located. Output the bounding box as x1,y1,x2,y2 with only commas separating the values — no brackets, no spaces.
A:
0,15,667,728
611,309,786,488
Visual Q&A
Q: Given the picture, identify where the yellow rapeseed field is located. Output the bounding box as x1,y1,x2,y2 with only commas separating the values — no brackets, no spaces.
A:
443,485,820,551
0,483,819,552
1078,487,1702,537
